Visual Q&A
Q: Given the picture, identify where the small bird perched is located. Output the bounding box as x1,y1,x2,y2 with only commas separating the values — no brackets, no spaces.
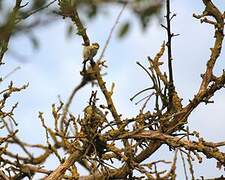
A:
82,43,99,63
83,105,106,128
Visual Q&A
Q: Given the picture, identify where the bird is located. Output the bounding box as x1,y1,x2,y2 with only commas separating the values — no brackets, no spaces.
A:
82,43,99,63
83,105,106,128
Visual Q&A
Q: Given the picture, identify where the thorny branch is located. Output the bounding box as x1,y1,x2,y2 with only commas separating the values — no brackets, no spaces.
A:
74,0,225,179
165,0,175,110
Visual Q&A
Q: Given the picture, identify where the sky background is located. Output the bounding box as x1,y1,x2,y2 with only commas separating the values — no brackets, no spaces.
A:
1,0,225,178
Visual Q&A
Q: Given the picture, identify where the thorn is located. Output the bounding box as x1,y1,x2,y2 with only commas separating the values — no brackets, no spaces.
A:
172,33,180,37
20,2,29,8
161,24,167,30
147,56,153,61
170,13,176,21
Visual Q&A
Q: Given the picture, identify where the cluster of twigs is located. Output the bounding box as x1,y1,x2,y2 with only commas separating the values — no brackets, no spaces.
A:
0,0,225,179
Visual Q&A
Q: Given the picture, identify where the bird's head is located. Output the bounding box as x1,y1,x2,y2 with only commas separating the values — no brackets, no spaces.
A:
92,43,99,50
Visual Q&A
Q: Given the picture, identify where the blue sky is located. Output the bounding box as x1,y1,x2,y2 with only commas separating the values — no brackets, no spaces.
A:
1,0,225,178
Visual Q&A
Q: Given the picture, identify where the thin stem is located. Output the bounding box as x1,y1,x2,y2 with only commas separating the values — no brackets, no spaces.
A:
179,150,188,180
130,87,153,101
166,0,174,106
99,3,127,60
16,0,57,24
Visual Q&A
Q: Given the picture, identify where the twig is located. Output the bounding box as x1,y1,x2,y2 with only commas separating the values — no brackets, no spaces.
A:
165,0,175,110
196,0,224,95
1,66,21,81
99,2,127,60
2,118,33,159
71,10,90,46
16,0,57,24
0,170,10,180
162,150,178,178
187,127,195,180
45,150,84,180
180,149,188,180
60,81,86,132
130,87,153,101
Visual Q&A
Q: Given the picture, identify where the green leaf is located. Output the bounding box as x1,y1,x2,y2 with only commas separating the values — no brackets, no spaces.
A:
30,35,39,50
117,22,130,39
66,24,74,38
87,4,97,19
32,0,46,9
